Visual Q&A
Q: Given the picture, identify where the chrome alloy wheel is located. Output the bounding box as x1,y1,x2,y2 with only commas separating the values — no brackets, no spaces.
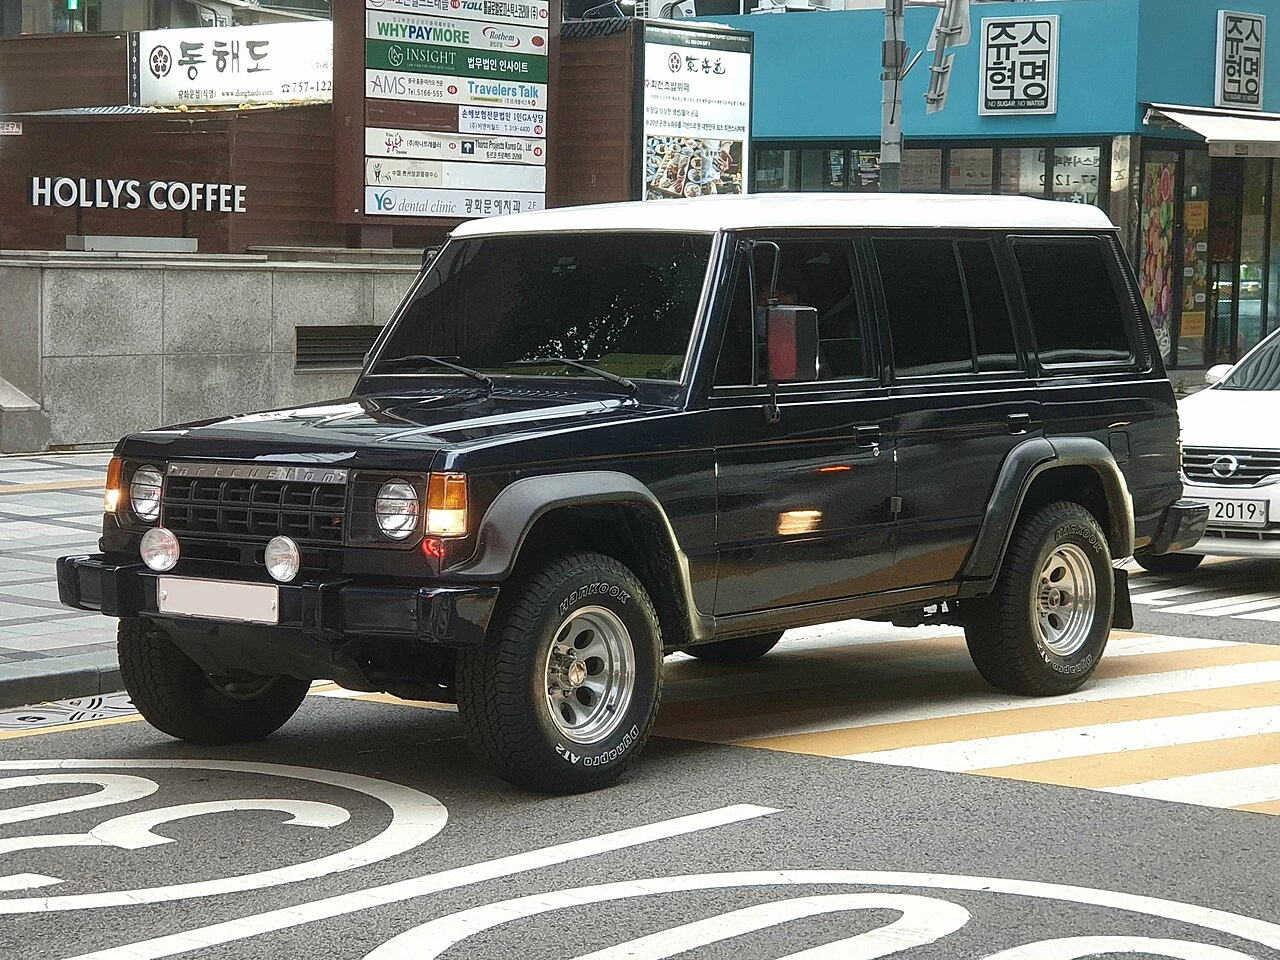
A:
543,605,636,744
1034,543,1097,657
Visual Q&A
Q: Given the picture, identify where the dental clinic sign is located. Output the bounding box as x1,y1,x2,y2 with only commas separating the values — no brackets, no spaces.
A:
30,177,248,213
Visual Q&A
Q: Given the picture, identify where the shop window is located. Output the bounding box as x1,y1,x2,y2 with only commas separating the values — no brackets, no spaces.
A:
1238,158,1269,353
800,150,846,192
755,149,797,192
948,149,994,195
902,149,942,193
999,147,1046,198
1051,146,1102,206
1013,239,1131,366
852,151,881,192
1178,149,1211,369
875,238,973,377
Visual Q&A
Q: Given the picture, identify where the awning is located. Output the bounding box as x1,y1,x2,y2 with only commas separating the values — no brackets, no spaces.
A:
1145,103,1280,159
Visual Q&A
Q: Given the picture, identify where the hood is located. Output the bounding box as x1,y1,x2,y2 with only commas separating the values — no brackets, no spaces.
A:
1178,386,1280,450
119,387,654,467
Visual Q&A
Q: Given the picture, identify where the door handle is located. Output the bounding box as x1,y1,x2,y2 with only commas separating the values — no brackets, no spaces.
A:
1007,412,1033,435
855,425,882,455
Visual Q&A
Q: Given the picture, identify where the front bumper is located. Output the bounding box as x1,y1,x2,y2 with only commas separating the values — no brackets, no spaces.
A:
1178,480,1280,558
56,554,498,649
1144,498,1209,556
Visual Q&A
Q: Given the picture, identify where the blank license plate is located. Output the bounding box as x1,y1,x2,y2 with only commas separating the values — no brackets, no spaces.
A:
157,577,280,624
1205,498,1269,528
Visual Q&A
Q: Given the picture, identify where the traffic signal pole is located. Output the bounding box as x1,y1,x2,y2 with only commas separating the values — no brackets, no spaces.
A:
879,0,906,193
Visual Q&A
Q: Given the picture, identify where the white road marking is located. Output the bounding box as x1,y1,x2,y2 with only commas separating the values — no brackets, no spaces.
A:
1158,593,1280,616
90,800,351,850
354,870,1280,959
0,874,63,892
1130,586,1206,605
57,804,780,960
0,760,446,913
842,705,1280,771
570,894,970,960
1238,607,1280,622
666,659,1280,743
0,775,158,826
1103,763,1280,809
982,935,1257,959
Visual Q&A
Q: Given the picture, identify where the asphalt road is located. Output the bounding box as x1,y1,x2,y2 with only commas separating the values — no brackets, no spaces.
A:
3,587,1280,960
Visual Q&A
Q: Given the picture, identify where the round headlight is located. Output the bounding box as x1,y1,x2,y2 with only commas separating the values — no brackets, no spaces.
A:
265,536,301,583
140,527,180,572
129,465,163,522
376,480,420,540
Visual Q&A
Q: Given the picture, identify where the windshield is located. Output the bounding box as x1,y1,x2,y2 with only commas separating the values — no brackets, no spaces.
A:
373,232,714,384
1219,330,1280,390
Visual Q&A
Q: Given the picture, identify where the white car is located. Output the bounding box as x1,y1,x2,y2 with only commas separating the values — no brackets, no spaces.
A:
1143,327,1280,573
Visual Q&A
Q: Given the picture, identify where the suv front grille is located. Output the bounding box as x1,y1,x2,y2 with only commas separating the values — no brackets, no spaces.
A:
163,476,346,545
1183,447,1280,487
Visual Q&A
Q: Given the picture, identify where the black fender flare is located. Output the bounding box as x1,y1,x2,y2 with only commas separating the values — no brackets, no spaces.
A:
962,437,1136,583
448,471,715,642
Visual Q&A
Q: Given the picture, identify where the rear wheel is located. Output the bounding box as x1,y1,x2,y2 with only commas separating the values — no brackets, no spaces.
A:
117,618,309,744
1135,552,1204,574
455,552,662,794
685,632,783,663
965,501,1114,696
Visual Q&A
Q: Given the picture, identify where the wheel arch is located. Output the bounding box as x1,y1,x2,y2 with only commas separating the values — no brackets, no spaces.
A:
961,437,1135,587
448,472,714,645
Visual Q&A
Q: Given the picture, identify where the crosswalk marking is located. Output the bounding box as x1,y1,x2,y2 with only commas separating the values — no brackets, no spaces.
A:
1158,592,1280,616
655,630,1280,817
1130,585,1204,605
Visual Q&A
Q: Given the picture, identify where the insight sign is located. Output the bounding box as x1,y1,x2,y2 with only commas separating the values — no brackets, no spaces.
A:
30,177,248,213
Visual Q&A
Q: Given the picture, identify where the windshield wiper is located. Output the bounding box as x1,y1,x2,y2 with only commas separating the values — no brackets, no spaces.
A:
507,357,638,395
373,353,493,391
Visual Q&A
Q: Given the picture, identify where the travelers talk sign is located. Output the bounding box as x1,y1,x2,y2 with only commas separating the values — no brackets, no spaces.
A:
355,0,550,220
30,177,249,213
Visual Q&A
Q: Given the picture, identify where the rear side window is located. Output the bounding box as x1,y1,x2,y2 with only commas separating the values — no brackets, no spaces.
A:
873,236,1020,378
1012,238,1133,366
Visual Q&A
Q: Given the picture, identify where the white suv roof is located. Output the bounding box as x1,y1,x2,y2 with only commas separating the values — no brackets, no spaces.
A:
451,193,1115,239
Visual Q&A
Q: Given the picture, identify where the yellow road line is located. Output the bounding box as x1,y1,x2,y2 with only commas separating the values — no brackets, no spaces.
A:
1234,798,1280,815
733,679,1280,757
971,729,1280,788
0,714,143,739
0,479,103,495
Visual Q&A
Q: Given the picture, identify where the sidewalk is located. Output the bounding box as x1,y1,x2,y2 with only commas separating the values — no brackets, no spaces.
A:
0,451,120,708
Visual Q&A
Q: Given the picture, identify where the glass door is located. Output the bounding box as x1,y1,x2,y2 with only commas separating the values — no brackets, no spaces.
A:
1207,159,1243,365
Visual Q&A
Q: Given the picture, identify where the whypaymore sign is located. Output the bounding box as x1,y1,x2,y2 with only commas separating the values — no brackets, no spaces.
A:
31,177,248,212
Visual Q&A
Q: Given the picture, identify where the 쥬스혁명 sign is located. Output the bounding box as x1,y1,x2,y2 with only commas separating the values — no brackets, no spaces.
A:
978,15,1058,116
1217,10,1266,110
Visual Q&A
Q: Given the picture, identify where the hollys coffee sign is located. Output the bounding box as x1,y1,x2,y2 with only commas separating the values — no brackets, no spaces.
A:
30,177,248,213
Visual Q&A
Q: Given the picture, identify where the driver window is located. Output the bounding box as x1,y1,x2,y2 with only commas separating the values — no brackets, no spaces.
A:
714,237,869,386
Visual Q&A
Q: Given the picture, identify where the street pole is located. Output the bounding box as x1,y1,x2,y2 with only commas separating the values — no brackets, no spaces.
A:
880,0,906,193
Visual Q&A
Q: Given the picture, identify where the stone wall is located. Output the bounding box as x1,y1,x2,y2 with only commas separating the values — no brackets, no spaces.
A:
0,253,419,450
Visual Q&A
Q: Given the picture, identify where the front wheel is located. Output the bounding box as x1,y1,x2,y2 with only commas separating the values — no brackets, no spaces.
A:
1136,552,1204,574
117,618,310,744
964,501,1114,696
455,552,663,794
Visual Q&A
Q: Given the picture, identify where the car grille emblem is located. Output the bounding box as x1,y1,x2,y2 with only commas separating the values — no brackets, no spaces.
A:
1211,455,1240,478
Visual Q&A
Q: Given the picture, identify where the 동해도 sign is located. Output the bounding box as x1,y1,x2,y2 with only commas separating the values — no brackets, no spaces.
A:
30,177,248,213
1216,10,1266,110
130,20,333,108
978,15,1059,116
641,23,752,201
361,0,548,219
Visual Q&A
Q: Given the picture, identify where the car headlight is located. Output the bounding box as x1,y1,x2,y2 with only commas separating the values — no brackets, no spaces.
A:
129,465,163,522
375,479,420,540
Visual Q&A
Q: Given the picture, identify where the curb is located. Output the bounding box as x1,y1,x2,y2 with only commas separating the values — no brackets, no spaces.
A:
0,650,121,710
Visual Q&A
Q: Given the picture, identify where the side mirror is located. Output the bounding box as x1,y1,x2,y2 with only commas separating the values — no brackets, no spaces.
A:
1205,363,1232,386
765,305,819,383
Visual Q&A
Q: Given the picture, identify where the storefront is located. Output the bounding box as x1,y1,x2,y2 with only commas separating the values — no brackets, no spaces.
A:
712,0,1280,371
